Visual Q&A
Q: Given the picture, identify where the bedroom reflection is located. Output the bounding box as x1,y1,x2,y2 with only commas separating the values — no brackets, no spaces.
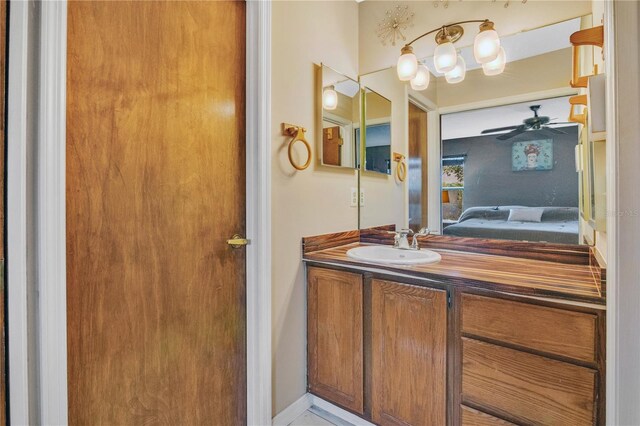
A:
440,98,581,245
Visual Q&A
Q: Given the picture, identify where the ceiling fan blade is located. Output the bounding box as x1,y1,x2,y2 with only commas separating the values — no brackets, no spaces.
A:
544,127,567,135
481,125,520,134
547,122,575,126
496,126,527,140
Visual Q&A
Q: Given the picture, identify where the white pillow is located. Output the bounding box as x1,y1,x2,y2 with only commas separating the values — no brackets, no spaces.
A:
508,208,544,222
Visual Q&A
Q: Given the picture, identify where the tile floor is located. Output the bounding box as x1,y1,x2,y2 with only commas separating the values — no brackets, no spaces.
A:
288,411,336,426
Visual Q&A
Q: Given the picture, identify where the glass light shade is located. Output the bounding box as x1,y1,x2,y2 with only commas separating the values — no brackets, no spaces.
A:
433,42,457,74
445,55,466,84
482,47,506,76
322,86,338,110
410,65,431,91
474,28,500,64
397,51,418,81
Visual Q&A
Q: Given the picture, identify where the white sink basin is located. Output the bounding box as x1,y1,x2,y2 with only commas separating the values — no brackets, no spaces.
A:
346,245,441,265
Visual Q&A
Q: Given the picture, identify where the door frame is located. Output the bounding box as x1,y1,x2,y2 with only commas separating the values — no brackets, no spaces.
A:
7,1,272,424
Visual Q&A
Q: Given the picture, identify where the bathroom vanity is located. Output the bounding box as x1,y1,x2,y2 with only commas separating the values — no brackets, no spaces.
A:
303,228,606,426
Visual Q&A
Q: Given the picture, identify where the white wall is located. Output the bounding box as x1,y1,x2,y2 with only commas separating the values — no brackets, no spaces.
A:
271,0,359,415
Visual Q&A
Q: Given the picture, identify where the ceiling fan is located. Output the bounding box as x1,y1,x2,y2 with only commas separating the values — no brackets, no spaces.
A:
481,105,573,140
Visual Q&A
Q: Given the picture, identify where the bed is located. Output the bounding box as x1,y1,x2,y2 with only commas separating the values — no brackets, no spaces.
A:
442,206,579,244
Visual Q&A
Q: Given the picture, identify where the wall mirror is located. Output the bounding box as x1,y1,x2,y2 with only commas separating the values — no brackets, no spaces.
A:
356,11,605,247
319,64,360,169
359,88,392,175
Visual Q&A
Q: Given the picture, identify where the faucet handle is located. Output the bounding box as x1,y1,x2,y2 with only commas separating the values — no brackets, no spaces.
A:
416,227,430,236
411,228,431,250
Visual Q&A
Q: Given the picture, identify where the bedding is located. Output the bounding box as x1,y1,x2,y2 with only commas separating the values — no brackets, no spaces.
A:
443,206,579,244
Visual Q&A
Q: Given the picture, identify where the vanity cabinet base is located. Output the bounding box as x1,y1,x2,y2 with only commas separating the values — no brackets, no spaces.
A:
305,264,605,425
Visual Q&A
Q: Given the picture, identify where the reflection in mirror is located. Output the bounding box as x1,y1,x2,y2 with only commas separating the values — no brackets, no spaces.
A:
359,88,392,174
356,12,605,247
441,97,580,245
320,64,360,169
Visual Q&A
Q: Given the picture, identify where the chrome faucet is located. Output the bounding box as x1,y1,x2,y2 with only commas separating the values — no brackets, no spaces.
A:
393,229,413,250
411,227,431,250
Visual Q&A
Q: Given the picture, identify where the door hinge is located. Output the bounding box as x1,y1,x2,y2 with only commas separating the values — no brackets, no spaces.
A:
447,290,452,308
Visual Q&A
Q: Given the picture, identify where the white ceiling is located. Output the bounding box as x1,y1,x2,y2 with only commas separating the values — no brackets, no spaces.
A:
441,96,577,140
358,0,593,73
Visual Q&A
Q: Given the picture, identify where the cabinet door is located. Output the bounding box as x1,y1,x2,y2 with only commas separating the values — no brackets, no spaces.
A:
371,279,447,426
307,267,364,413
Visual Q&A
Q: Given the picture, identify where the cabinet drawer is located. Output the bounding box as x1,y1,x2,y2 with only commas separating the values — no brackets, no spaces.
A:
462,338,596,425
461,293,597,363
461,405,514,426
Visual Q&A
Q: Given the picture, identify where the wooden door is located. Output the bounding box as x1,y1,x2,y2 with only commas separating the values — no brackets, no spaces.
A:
66,2,246,424
323,126,343,166
371,279,447,426
307,267,364,414
408,102,428,232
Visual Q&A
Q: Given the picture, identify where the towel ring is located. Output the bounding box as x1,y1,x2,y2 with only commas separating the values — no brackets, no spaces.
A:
283,123,312,171
393,152,407,182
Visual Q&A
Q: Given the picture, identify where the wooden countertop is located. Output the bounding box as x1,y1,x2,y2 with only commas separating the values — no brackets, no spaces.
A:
303,242,605,306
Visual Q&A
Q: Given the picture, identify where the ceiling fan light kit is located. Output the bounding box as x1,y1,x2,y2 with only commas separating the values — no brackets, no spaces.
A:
399,19,506,90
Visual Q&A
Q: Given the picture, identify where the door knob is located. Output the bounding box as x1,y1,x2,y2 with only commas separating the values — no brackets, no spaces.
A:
227,234,249,249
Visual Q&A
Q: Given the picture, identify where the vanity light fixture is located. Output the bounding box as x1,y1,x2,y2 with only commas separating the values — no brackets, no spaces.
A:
397,46,419,81
473,20,501,64
445,54,466,84
396,19,504,89
410,64,431,91
482,46,506,76
322,85,338,110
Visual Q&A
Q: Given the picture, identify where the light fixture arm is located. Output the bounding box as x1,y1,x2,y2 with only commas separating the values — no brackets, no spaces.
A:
404,19,491,47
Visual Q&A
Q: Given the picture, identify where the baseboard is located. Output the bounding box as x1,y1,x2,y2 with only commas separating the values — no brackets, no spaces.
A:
308,395,376,426
272,393,313,426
